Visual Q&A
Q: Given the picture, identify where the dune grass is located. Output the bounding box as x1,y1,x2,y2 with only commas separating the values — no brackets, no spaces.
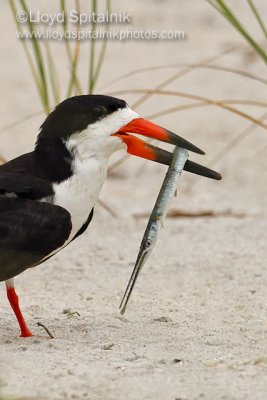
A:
3,1,267,194
8,0,111,113
107,0,267,173
207,0,267,65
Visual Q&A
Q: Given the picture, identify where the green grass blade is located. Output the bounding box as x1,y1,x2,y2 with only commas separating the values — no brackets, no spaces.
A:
207,0,267,64
8,0,45,108
89,0,97,93
19,0,50,111
247,0,267,41
60,0,82,96
44,41,60,106
60,0,71,60
66,0,82,96
91,0,111,92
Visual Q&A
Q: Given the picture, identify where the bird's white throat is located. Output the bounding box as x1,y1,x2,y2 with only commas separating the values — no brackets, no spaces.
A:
51,106,139,242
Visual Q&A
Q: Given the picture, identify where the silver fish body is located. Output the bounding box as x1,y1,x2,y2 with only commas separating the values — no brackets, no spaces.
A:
119,146,189,314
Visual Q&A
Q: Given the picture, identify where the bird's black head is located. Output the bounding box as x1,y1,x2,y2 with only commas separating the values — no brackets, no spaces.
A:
34,94,220,184
38,95,127,140
34,94,138,181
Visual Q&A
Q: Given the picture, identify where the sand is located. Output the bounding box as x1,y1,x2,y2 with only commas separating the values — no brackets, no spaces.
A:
0,0,267,399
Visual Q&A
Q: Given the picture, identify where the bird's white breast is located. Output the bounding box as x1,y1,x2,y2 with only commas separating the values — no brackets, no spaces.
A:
42,105,138,246
52,155,107,242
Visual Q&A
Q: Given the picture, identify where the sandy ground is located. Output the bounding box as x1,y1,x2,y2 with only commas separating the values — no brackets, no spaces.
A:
0,0,267,399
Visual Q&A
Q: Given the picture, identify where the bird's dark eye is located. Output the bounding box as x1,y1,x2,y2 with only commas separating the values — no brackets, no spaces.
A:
146,239,152,248
92,106,106,118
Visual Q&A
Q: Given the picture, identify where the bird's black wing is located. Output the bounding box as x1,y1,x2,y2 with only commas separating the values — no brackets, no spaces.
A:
0,152,60,199
0,171,54,199
0,198,72,282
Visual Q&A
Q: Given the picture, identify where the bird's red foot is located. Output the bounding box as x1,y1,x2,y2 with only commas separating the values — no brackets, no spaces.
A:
20,326,33,338
6,286,33,338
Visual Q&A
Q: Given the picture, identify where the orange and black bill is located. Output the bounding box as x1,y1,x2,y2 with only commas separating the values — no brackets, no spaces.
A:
113,118,222,180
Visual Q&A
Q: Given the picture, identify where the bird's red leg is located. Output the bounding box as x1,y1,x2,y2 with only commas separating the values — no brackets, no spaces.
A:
5,279,32,337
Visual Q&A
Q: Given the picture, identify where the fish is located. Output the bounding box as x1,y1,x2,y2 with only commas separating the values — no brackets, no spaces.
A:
119,146,189,315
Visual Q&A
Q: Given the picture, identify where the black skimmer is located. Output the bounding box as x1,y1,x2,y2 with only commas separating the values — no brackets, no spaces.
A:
0,95,221,337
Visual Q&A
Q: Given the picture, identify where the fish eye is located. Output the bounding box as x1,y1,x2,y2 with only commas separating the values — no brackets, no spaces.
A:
146,239,152,247
92,106,106,118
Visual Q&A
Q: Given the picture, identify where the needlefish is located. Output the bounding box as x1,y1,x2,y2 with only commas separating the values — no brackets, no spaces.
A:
119,146,189,315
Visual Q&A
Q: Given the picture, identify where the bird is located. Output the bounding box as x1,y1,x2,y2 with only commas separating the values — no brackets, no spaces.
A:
0,95,221,337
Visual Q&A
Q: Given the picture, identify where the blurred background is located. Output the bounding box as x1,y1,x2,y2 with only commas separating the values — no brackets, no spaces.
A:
0,1,267,399
0,0,267,216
